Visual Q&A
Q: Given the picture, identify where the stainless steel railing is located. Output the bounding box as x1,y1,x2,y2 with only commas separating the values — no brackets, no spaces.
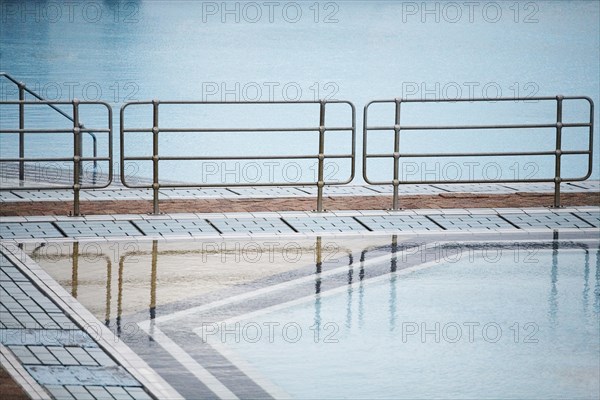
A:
1,87,596,216
0,73,100,181
0,99,113,215
363,96,594,209
120,100,356,214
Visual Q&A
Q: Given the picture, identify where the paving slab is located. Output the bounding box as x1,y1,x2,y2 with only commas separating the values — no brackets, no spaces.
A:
575,211,600,228
0,223,64,240
54,221,143,239
157,188,230,199
81,190,152,201
25,366,140,387
209,217,295,234
501,211,596,230
299,186,381,196
0,329,96,347
431,183,518,194
131,219,218,237
427,214,517,231
0,191,25,202
355,214,443,232
368,184,447,195
226,187,310,197
567,181,600,191
284,216,368,233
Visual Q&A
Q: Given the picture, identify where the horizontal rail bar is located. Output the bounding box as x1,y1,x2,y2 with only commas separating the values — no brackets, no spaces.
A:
365,122,591,131
0,157,111,162
121,179,352,189
364,150,590,158
366,96,594,103
561,150,594,155
5,183,112,191
0,129,110,134
122,100,353,105
0,100,112,105
122,127,353,133
364,177,588,185
122,154,353,161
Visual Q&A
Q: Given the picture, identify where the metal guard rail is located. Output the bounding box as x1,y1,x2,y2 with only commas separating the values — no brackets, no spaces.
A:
0,73,100,180
0,100,113,215
120,100,356,213
363,96,594,209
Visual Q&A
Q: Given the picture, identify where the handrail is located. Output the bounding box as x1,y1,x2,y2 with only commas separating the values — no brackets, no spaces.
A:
0,73,99,180
363,96,594,209
0,100,113,216
120,99,356,213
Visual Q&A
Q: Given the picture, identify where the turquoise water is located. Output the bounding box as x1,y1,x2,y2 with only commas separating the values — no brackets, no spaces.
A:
1,1,598,184
217,247,600,399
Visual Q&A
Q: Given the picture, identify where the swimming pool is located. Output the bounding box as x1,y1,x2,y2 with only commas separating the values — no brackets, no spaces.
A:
207,245,599,399
29,237,600,399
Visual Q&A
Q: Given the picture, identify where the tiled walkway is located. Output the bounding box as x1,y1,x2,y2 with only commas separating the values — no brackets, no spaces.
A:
1,207,598,242
2,181,598,203
0,247,181,400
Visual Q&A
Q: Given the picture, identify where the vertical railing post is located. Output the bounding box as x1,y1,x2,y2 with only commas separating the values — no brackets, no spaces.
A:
18,82,25,184
392,98,401,210
72,99,81,216
152,100,160,214
554,95,563,208
316,100,326,212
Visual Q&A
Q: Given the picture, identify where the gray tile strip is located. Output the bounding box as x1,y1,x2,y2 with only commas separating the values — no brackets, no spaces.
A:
25,365,140,387
1,208,599,241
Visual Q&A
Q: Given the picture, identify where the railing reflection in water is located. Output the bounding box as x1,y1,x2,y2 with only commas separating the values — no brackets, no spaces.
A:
28,238,600,336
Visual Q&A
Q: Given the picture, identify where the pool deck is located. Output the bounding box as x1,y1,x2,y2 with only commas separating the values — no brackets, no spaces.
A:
0,181,599,399
2,181,599,215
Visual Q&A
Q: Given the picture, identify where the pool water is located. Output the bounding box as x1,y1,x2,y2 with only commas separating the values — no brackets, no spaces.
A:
206,246,600,399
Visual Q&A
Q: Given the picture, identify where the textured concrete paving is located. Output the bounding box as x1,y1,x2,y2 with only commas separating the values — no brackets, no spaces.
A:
1,207,598,242
2,190,597,217
2,181,598,203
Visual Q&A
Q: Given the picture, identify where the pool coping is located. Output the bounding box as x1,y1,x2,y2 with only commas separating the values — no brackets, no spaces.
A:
1,206,598,243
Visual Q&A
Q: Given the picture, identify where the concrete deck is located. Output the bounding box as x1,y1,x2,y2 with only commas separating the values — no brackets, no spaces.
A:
3,181,598,203
1,181,599,216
